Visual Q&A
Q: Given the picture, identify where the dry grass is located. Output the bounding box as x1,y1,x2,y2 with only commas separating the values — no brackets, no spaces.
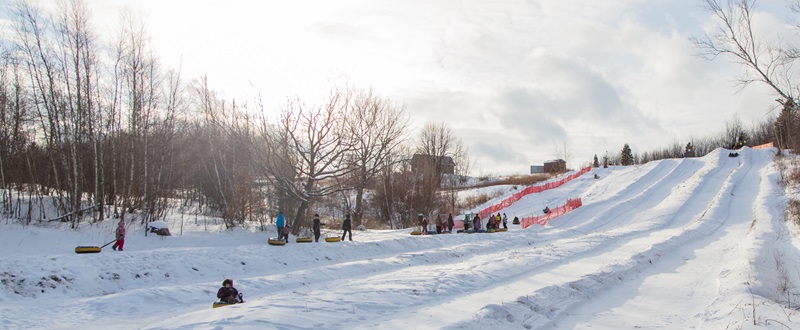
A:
460,193,495,211
788,166,800,185
493,174,551,186
788,199,800,227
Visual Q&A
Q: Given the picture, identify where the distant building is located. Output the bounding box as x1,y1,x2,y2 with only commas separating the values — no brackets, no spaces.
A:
411,154,456,175
544,159,567,173
531,159,567,174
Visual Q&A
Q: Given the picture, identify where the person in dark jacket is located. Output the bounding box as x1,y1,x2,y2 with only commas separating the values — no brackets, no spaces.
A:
473,214,481,231
435,215,443,234
313,214,322,242
447,213,454,232
463,214,470,231
502,213,508,229
341,214,353,241
217,279,243,304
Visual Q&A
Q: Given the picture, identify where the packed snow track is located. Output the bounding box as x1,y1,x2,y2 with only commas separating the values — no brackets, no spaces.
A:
1,147,797,329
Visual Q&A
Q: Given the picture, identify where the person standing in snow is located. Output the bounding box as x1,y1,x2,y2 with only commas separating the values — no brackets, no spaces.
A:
502,213,508,229
112,219,126,251
217,279,243,304
276,211,285,240
447,213,454,232
313,214,322,242
417,213,424,232
463,214,470,231
422,217,429,234
435,214,443,234
280,225,291,243
473,214,481,231
341,213,353,241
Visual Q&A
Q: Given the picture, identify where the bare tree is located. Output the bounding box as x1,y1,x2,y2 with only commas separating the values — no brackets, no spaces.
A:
414,122,463,217
553,139,572,169
693,0,797,101
344,88,409,227
256,85,356,231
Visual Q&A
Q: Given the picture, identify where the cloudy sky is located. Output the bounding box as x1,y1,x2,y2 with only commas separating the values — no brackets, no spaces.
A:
5,0,793,174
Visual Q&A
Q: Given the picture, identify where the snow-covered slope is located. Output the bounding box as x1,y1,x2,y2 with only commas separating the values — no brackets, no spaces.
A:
1,147,797,329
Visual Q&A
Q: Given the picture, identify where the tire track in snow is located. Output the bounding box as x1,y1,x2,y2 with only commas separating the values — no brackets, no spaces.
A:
342,150,747,329
452,149,769,329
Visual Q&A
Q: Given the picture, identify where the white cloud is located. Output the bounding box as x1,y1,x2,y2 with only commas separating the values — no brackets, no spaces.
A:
15,0,786,174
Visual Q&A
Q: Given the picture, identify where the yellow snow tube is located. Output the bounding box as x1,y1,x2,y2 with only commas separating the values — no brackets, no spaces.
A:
410,231,423,235
268,238,286,246
213,301,240,308
296,237,313,243
325,237,341,242
495,228,508,232
74,246,102,254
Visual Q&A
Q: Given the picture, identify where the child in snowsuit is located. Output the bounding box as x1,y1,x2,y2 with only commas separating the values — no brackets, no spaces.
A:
112,220,125,251
217,279,243,304
280,225,291,242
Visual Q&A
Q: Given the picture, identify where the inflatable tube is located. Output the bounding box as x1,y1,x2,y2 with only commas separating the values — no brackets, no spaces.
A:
213,301,241,309
486,229,495,233
296,237,313,243
495,228,508,232
75,246,102,254
268,238,286,246
325,237,341,242
426,230,438,235
441,231,452,234
410,231,423,235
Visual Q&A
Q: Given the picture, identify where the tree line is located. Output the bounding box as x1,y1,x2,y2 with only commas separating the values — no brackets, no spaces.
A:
0,0,471,232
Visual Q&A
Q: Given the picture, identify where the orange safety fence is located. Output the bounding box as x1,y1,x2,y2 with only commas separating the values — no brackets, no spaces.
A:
752,142,774,149
521,198,583,228
477,166,591,219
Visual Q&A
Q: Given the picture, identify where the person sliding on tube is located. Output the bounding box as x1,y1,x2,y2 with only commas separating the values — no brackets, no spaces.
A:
217,279,244,304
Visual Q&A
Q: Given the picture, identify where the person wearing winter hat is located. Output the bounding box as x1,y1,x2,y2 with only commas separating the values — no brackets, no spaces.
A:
217,279,243,304
111,219,126,251
276,211,285,240
446,213,454,232
313,214,322,242
341,213,353,241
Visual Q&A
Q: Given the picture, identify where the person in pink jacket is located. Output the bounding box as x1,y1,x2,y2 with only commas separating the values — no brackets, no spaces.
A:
112,220,126,251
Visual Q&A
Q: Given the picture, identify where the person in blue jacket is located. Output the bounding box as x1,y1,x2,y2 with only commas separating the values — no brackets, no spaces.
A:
276,211,285,239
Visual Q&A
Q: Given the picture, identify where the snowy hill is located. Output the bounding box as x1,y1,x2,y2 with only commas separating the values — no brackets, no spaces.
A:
1,147,797,329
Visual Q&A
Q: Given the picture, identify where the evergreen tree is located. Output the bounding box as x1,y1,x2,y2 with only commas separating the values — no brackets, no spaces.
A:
620,143,634,166
684,142,695,158
592,154,600,168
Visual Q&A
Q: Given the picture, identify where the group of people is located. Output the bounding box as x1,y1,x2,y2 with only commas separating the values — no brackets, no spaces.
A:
418,213,457,234
461,213,508,232
275,211,352,243
485,213,508,230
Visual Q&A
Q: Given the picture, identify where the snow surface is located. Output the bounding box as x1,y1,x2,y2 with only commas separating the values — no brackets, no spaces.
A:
2,147,799,329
